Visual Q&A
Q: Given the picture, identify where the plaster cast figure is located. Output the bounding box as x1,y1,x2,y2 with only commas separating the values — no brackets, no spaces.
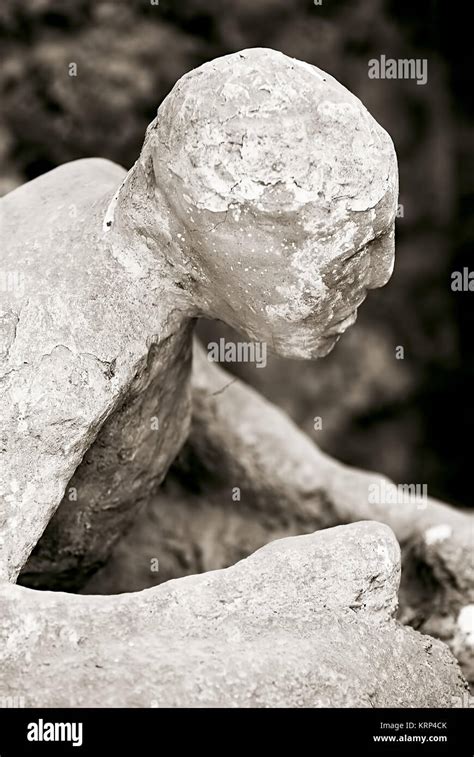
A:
0,48,397,586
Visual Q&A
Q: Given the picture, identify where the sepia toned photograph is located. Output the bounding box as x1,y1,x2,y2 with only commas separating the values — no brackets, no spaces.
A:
0,0,472,744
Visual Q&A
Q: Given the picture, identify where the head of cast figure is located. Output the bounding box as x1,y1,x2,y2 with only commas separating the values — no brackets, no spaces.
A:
145,48,398,358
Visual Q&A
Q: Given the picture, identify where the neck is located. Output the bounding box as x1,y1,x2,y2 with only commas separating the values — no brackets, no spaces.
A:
103,154,199,318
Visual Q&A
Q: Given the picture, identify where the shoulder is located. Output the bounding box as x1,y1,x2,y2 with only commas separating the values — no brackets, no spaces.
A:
1,158,127,209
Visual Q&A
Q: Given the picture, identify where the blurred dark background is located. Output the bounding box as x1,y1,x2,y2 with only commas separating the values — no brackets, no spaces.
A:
1,0,472,508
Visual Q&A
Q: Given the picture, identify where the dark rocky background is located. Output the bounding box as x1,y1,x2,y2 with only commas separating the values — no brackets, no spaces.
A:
1,0,472,508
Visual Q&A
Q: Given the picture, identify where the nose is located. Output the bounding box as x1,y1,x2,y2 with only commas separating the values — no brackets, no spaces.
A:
367,232,395,289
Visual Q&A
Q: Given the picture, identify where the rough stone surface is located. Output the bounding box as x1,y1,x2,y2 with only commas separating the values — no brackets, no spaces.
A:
177,349,474,683
0,48,397,585
6,48,457,709
85,344,474,682
0,157,195,584
0,522,467,707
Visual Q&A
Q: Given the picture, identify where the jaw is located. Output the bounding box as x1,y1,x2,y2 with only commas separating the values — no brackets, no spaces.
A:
262,304,362,359
265,328,342,360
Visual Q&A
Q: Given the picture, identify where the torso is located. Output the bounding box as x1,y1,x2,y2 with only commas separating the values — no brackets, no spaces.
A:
0,159,193,584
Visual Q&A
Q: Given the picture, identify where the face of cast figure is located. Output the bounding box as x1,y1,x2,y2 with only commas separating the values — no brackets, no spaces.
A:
174,205,395,358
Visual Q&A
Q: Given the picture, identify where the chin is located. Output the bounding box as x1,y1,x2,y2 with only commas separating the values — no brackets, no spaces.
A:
273,333,340,360
307,335,341,358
